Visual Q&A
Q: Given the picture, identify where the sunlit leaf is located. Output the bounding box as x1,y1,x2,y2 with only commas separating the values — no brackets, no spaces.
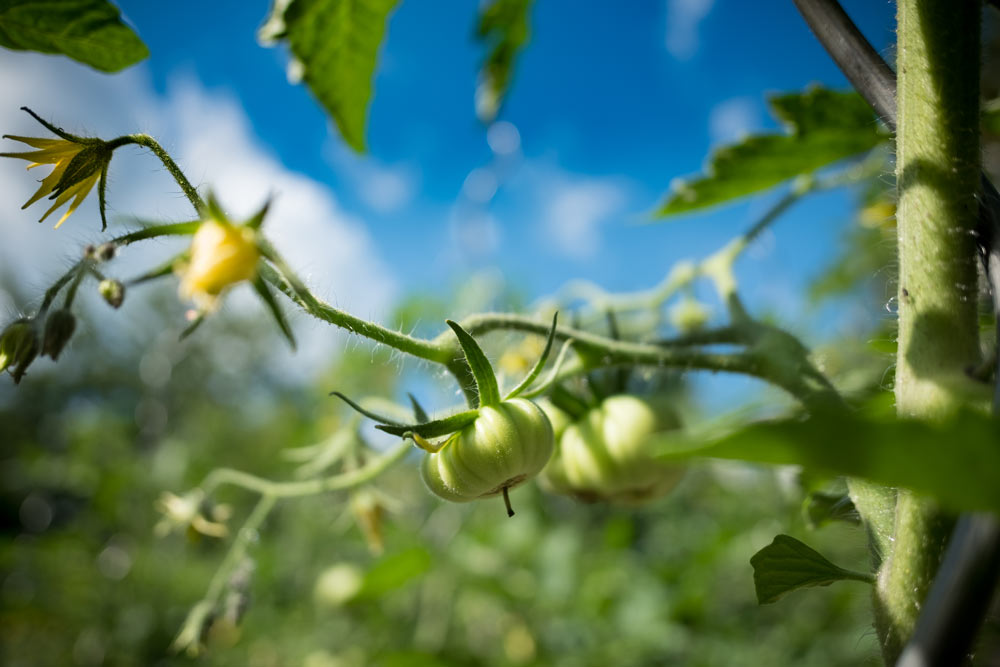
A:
0,0,147,72
655,88,886,217
658,409,1000,514
474,0,532,123
262,0,399,152
751,534,873,605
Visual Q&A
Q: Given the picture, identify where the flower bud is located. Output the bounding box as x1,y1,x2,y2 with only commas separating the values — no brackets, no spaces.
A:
177,219,260,310
95,243,116,262
41,309,76,361
98,279,126,308
0,319,40,384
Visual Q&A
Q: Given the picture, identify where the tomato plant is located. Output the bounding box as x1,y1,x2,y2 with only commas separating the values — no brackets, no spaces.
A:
0,0,998,665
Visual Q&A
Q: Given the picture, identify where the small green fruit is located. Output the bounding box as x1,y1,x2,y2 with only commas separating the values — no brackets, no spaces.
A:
540,395,684,503
421,398,554,504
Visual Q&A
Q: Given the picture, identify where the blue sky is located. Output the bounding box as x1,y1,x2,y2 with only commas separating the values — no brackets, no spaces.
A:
0,1,898,388
109,0,895,304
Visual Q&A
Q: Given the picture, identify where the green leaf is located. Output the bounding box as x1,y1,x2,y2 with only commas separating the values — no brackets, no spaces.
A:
657,409,1000,514
264,0,399,152
252,275,297,350
356,547,431,599
0,0,148,73
655,88,886,217
446,320,500,408
803,491,859,529
474,0,532,123
750,535,873,605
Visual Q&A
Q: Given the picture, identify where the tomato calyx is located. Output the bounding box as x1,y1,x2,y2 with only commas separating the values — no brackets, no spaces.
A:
332,315,563,516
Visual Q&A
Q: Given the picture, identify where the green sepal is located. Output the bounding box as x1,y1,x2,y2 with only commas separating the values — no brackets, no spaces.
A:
446,319,500,407
750,534,873,605
97,161,109,231
331,390,478,439
331,391,407,427
408,393,429,422
252,274,296,350
127,250,188,286
375,410,479,439
202,191,229,222
244,198,271,230
505,312,558,399
179,312,205,341
518,339,575,399
52,143,111,195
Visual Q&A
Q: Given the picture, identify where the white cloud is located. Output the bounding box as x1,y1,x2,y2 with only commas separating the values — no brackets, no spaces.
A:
323,142,418,215
540,175,627,261
708,96,761,146
0,51,397,377
665,0,715,60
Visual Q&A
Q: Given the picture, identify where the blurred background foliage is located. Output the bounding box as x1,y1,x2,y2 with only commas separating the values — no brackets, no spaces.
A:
0,249,886,666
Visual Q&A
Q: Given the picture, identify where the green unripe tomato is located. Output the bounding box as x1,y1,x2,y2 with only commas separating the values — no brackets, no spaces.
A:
421,398,554,502
540,395,684,503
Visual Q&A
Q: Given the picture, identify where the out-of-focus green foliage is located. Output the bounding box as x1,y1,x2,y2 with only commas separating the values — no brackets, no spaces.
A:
0,0,147,72
474,0,533,123
260,0,400,152
658,407,1000,514
0,280,880,666
656,88,887,217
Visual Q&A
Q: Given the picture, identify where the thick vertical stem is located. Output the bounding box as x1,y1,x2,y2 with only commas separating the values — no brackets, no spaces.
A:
878,0,982,663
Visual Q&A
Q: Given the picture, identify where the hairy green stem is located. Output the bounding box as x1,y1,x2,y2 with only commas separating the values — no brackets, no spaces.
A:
452,312,842,412
877,1,982,662
110,134,204,213
258,259,453,365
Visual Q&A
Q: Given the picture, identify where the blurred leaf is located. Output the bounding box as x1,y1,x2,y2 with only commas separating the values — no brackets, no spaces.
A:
803,491,859,529
475,0,532,123
265,0,399,152
0,0,148,72
357,547,432,599
656,88,886,217
658,410,1000,513
750,535,873,604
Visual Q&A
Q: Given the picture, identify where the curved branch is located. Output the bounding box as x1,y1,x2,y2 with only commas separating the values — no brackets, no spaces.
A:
792,0,897,128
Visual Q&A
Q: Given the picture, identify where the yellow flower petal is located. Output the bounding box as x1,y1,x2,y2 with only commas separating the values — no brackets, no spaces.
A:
39,170,99,226
22,160,70,208
4,135,74,149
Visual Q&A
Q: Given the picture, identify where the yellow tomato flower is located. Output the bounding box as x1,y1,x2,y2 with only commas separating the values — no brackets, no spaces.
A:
1,135,104,228
178,219,260,309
